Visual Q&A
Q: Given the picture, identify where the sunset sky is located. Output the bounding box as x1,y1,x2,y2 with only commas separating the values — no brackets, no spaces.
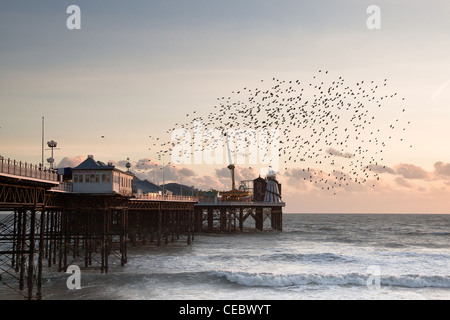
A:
1,1,450,213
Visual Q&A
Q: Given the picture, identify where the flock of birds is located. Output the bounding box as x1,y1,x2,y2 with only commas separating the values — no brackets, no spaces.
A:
143,70,411,195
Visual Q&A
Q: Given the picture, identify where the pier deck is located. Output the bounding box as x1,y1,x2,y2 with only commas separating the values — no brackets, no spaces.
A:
0,157,283,299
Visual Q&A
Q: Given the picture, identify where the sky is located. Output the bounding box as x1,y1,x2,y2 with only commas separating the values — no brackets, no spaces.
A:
1,1,450,213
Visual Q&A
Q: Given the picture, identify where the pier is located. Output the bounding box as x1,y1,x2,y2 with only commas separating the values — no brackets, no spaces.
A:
0,156,284,300
194,200,283,233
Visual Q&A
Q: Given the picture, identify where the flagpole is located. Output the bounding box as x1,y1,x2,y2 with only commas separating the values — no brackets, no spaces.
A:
41,117,44,168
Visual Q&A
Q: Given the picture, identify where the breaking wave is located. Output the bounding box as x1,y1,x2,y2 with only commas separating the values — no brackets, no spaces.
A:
215,271,450,289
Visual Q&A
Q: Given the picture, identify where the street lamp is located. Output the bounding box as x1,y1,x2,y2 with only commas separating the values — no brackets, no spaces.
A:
126,157,131,172
162,162,165,197
46,140,59,169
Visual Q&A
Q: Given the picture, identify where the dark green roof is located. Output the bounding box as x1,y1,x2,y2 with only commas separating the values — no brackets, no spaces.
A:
72,156,115,170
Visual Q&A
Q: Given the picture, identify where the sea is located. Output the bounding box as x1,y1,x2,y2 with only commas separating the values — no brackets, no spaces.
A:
0,214,449,300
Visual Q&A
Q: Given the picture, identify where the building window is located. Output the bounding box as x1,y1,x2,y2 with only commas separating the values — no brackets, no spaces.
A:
96,174,100,183
79,175,84,183
106,174,111,183
74,174,78,183
90,174,95,183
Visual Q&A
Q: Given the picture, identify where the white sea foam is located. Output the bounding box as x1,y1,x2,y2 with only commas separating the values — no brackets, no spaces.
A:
216,271,450,289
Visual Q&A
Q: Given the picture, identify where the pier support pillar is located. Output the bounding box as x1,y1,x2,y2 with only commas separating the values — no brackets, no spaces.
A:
239,207,244,232
220,208,226,232
271,208,282,231
207,208,213,232
255,207,263,231
36,209,46,300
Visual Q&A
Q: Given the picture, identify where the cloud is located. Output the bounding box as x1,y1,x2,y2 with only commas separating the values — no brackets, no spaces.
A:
395,177,414,188
112,158,161,170
215,167,230,179
214,166,257,183
367,164,396,175
56,155,85,168
191,175,224,191
434,161,450,178
238,166,257,180
284,168,313,180
179,167,197,177
281,167,367,193
135,164,197,183
326,148,354,158
109,157,198,184
162,165,197,182
394,163,430,180
133,158,159,170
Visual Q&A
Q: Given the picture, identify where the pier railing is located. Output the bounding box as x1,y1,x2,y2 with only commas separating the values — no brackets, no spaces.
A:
133,193,198,202
50,182,73,192
0,157,58,182
197,198,285,206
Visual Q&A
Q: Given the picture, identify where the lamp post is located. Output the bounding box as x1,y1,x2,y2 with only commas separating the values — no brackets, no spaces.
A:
170,164,178,195
46,140,58,169
180,174,182,196
126,157,131,172
162,162,165,198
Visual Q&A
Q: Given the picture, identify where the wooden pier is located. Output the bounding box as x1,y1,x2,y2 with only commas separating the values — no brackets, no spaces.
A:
0,158,197,299
0,157,283,300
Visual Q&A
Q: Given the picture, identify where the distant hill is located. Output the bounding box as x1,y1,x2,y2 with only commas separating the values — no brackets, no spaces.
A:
133,176,162,194
164,183,196,196
133,177,198,196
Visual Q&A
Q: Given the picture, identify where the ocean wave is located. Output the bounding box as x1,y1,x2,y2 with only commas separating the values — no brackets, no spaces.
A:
404,231,450,237
317,226,340,232
215,271,450,289
198,252,355,264
260,252,354,263
379,251,450,260
429,232,450,236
